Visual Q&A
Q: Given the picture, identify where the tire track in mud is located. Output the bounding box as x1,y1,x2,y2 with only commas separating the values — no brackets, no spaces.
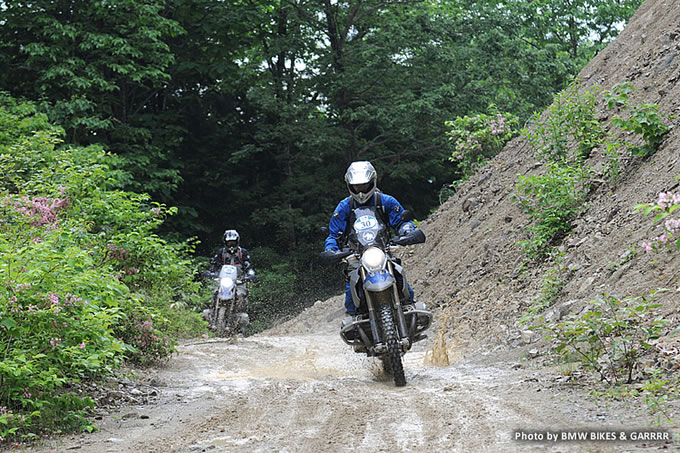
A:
31,300,666,452
121,331,627,453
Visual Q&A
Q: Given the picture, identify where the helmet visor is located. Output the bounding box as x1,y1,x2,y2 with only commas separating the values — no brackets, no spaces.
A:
225,240,238,249
349,182,373,194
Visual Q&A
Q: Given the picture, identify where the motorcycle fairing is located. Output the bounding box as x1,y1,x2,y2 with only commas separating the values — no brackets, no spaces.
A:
217,264,238,300
349,264,410,308
347,206,390,252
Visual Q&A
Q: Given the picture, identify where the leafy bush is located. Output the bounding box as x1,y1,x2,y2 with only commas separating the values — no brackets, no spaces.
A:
542,293,669,385
635,179,680,254
604,82,673,156
513,164,590,259
445,108,518,180
0,94,202,442
523,81,606,163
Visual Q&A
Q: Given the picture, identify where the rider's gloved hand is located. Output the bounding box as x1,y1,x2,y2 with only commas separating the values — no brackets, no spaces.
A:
398,223,415,235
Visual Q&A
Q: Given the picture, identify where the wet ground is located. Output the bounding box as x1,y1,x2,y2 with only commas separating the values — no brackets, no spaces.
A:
23,298,677,453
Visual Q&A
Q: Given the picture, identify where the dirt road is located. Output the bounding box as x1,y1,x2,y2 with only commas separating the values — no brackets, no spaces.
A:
28,297,674,453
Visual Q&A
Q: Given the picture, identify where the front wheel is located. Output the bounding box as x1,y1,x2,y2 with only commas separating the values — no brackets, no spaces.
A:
379,304,406,386
215,305,227,337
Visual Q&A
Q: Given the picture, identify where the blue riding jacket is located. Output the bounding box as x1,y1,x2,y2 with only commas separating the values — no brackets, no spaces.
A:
324,192,414,251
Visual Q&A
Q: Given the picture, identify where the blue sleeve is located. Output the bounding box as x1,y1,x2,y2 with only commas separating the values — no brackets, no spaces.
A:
381,194,414,231
324,198,350,251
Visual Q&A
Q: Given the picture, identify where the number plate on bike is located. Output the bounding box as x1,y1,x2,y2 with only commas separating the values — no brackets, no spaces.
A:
354,215,378,231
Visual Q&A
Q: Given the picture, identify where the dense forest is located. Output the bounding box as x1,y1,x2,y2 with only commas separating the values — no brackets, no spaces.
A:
0,0,642,442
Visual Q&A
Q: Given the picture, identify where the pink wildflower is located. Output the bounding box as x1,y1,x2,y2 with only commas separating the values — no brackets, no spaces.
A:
48,293,59,306
79,342,86,349
641,241,653,254
15,282,31,292
665,218,680,233
658,192,675,209
656,234,669,244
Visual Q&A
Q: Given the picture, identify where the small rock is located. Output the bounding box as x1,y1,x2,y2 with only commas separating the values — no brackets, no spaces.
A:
462,198,480,212
521,330,536,344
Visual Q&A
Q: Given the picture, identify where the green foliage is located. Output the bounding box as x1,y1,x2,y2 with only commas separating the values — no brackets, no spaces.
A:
445,108,518,180
0,0,185,198
604,82,674,156
515,80,671,260
0,0,644,268
520,266,566,324
641,370,678,426
522,81,607,163
513,0,642,62
0,95,202,442
513,164,590,259
542,293,669,385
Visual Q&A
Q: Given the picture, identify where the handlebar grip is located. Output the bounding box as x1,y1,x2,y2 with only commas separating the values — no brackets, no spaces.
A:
392,229,426,246
319,249,352,263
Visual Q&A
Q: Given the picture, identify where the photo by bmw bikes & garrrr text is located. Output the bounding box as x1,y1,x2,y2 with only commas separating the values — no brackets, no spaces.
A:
321,208,432,386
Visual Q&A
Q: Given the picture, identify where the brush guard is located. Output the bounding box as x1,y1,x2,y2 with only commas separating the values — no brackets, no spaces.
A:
340,301,432,356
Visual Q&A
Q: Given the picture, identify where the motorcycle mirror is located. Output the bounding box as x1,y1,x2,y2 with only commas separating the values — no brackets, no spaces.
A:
319,226,329,236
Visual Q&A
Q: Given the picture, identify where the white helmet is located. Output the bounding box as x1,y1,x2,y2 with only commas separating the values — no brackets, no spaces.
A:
345,161,377,204
223,229,240,253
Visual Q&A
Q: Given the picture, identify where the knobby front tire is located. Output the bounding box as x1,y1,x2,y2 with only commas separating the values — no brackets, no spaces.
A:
379,304,406,386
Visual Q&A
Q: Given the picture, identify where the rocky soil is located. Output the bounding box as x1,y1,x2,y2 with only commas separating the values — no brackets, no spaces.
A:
406,0,680,360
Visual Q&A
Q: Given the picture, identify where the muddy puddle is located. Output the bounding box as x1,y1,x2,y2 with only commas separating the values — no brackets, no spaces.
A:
27,304,672,453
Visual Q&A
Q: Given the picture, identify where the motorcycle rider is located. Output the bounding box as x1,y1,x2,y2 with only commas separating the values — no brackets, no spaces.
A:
205,229,256,327
324,161,416,315
209,229,256,280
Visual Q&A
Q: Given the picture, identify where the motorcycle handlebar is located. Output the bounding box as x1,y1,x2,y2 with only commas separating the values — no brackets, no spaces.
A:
391,229,426,246
319,248,352,264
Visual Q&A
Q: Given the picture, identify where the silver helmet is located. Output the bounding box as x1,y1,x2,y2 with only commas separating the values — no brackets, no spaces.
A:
223,229,240,253
345,161,377,204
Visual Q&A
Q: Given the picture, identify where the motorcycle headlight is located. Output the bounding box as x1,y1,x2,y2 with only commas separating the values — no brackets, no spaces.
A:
361,247,387,273
220,277,234,288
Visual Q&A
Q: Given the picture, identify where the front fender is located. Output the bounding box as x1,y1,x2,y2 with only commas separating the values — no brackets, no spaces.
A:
363,270,395,292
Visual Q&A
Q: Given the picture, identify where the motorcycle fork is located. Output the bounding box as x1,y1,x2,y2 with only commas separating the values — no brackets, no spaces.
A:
387,261,409,340
361,267,383,345
227,297,236,330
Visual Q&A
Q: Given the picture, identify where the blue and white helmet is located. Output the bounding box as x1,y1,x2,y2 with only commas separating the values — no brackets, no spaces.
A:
223,229,240,253
345,161,377,204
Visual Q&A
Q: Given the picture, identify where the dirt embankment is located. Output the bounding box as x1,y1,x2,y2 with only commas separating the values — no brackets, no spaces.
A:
405,0,680,358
